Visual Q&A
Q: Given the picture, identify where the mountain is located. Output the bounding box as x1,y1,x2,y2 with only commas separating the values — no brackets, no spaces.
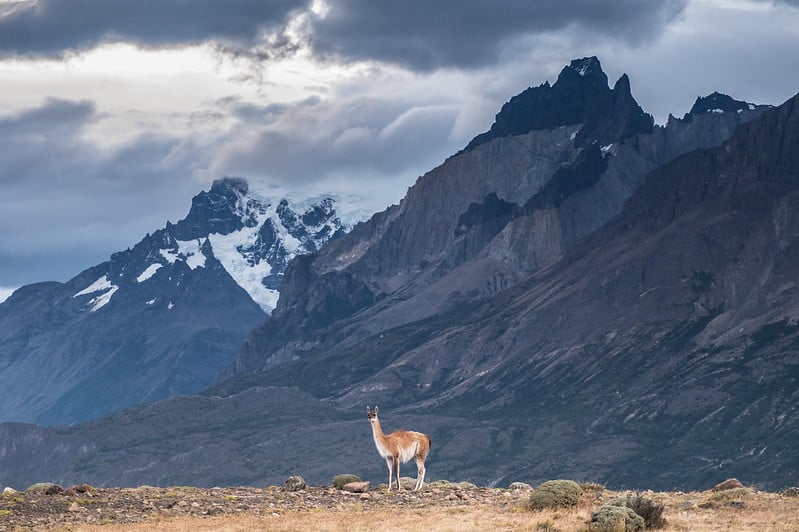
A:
2,57,795,492
0,178,347,426
232,57,767,374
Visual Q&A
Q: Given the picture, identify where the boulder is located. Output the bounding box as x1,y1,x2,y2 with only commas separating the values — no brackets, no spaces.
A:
712,478,745,492
65,483,96,496
284,476,306,492
342,481,370,493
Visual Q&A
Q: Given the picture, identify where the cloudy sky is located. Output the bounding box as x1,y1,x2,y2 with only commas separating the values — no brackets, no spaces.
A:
1,0,798,300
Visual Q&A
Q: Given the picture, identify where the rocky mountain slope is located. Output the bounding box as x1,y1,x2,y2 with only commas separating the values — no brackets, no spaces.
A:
233,57,767,373
1,57,795,492
0,178,347,426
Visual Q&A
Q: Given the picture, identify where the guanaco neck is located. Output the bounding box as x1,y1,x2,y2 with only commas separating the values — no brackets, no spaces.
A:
370,417,389,451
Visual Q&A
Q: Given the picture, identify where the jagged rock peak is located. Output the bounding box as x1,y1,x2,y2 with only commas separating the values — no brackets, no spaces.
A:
560,56,608,86
211,176,249,196
464,56,652,151
683,92,764,121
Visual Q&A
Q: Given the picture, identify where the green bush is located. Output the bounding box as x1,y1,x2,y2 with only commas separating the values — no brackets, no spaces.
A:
606,494,665,528
589,505,645,532
528,479,583,510
331,474,362,490
25,483,63,495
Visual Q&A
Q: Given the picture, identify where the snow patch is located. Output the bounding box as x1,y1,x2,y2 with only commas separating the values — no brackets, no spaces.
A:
145,298,156,305
88,285,118,311
160,239,206,270
74,275,114,297
208,229,280,312
601,143,614,154
136,263,163,283
711,108,724,113
73,275,118,311
168,302,174,310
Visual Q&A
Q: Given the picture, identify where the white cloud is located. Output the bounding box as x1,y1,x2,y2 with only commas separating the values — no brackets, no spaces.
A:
0,286,17,304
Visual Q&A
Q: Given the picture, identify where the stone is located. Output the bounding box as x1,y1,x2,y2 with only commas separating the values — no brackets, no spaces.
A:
342,481,370,493
68,502,84,512
781,487,799,497
2,487,18,496
284,476,306,492
65,484,96,497
712,478,745,492
508,482,533,491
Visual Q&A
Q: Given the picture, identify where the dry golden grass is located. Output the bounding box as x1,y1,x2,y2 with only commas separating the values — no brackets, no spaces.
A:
31,487,799,532
72,504,565,532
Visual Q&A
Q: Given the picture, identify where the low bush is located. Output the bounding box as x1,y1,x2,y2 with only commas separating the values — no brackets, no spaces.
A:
332,474,362,490
589,505,645,532
580,482,606,493
606,494,665,528
528,479,583,510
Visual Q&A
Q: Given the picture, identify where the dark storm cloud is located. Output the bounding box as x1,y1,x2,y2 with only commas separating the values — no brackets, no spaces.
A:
0,0,688,70
0,99,203,284
211,95,460,184
306,0,688,70
0,0,306,57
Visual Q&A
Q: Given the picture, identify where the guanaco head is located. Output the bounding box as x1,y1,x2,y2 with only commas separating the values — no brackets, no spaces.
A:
367,406,379,422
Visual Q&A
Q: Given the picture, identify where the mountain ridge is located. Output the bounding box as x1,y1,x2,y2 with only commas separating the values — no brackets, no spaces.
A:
1,58,794,491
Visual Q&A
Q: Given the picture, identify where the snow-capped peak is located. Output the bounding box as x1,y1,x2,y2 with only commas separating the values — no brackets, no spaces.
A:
204,184,349,312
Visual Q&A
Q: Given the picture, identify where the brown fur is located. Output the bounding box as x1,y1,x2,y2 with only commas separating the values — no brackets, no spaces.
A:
367,406,431,491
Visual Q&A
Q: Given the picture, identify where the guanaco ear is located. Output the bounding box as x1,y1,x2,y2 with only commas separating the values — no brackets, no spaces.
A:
375,406,379,414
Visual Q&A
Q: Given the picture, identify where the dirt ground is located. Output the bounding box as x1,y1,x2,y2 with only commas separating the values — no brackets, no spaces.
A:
2,480,798,531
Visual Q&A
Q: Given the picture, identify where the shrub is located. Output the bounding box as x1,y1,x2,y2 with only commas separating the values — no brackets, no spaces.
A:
25,483,63,495
606,494,665,528
589,505,645,532
528,480,583,510
580,482,606,493
781,487,799,497
332,474,362,490
699,487,752,508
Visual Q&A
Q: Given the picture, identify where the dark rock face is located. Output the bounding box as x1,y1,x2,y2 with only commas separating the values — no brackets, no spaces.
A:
234,59,766,376
465,57,654,151
173,177,251,239
683,91,768,121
